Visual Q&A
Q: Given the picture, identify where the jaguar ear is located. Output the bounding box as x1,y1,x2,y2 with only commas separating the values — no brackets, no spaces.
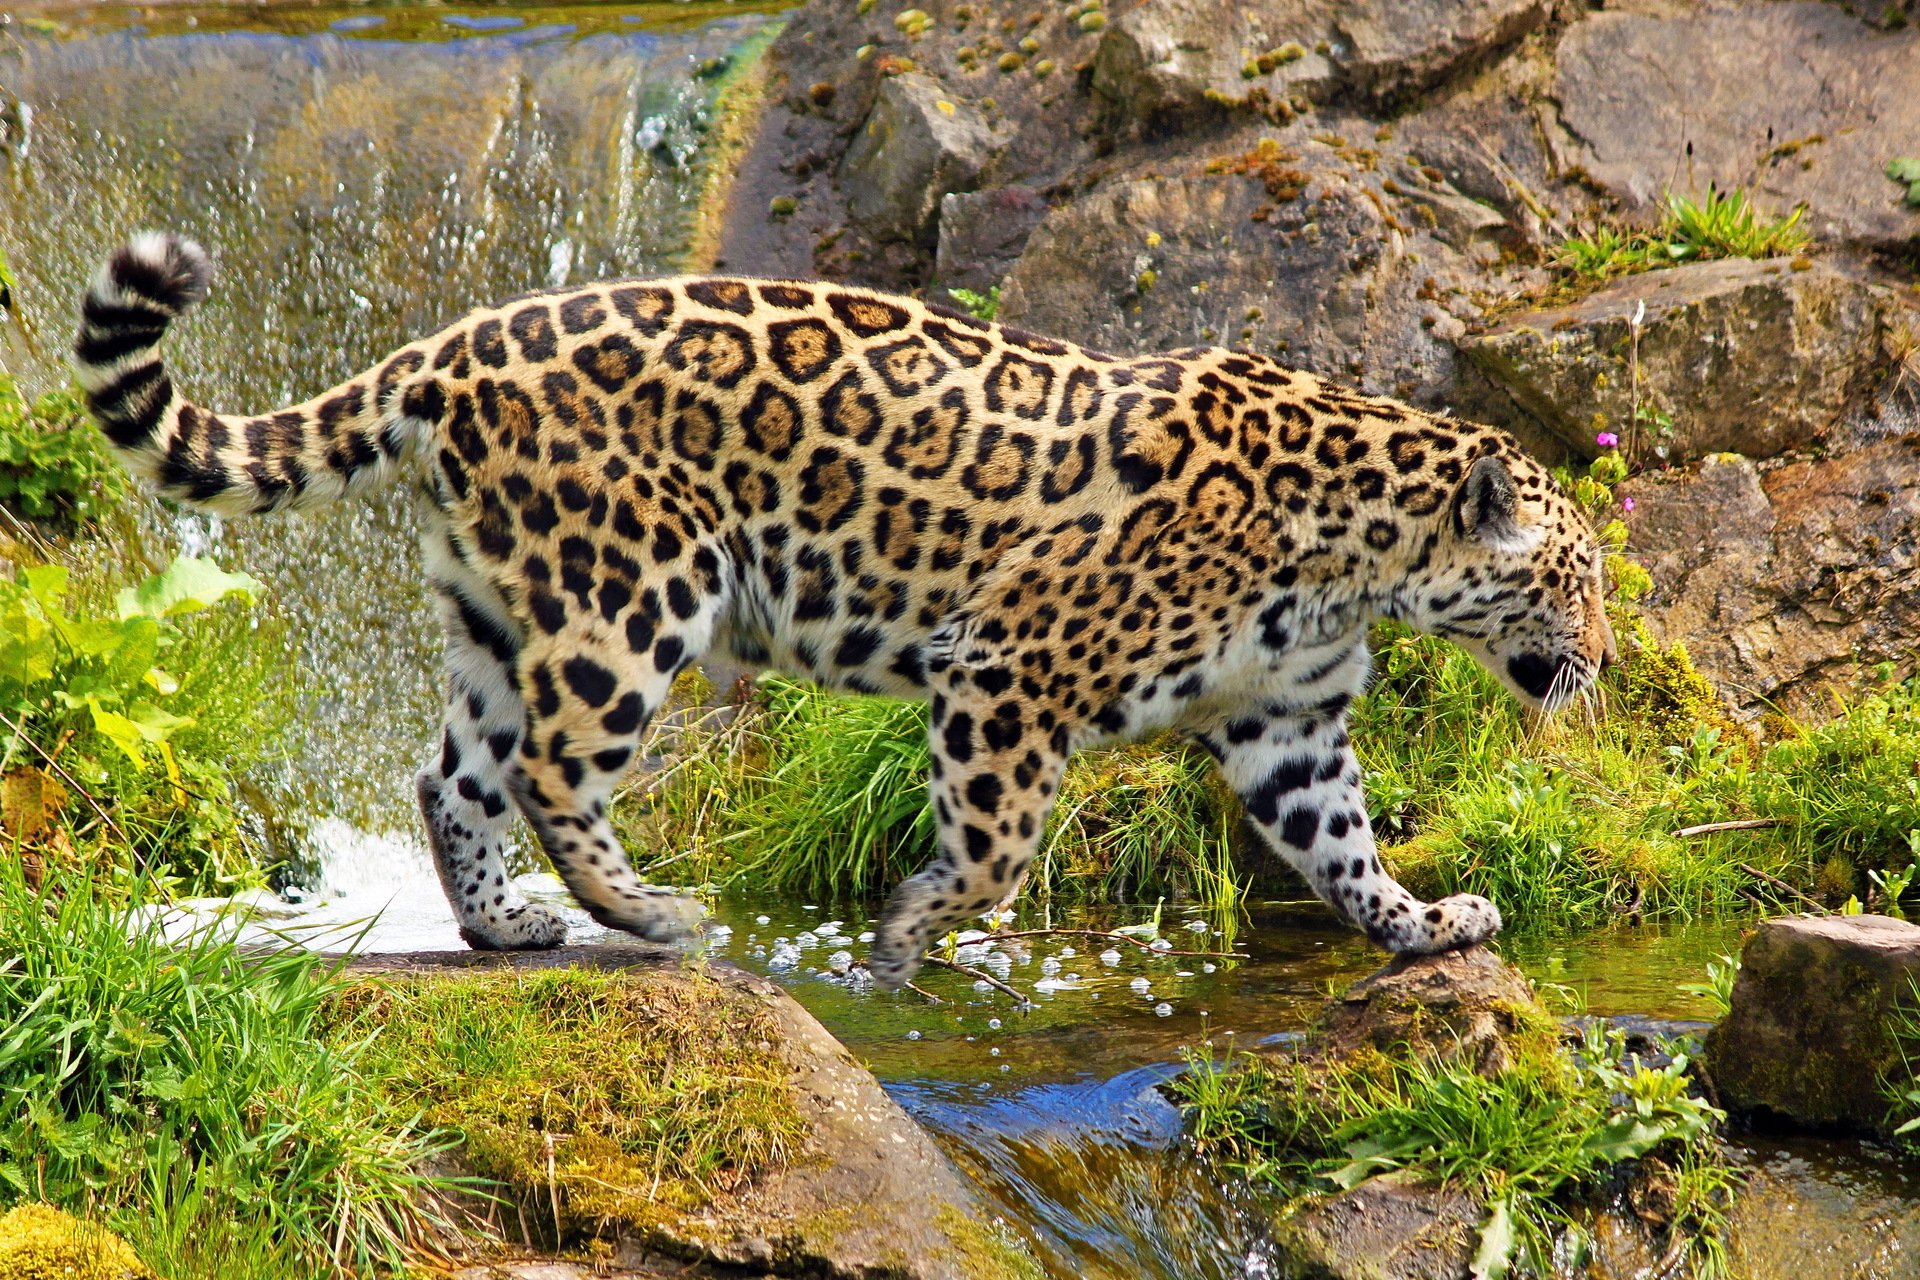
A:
1455,454,1526,548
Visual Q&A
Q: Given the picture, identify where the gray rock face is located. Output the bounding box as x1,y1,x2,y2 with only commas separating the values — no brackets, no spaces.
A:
1707,914,1920,1134
1554,3,1920,251
348,947,1036,1280
840,74,993,246
1091,0,1546,123
997,154,1467,399
934,186,1050,296
1463,258,1888,462
1621,438,1920,718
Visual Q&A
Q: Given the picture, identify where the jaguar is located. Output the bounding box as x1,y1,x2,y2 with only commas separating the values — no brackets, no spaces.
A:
75,232,1613,988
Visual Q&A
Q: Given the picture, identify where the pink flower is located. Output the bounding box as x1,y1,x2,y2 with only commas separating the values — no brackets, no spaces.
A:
1595,431,1619,448
1621,496,1637,513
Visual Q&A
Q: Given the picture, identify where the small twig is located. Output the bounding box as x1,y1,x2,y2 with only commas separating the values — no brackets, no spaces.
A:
1674,818,1782,838
1736,862,1826,912
903,979,943,1005
981,926,1247,961
919,955,1033,1006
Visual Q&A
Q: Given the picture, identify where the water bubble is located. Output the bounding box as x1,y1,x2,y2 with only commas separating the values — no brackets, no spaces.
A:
1149,938,1173,952
955,929,990,945
1185,919,1209,932
1203,963,1217,974
1176,970,1194,978
1155,1002,1174,1017
906,1030,922,1041
1099,948,1123,966
955,943,992,966
756,915,771,925
988,1017,1002,1029
858,931,876,943
1129,976,1152,994
990,1047,1001,1056
973,980,992,993
828,950,853,974
818,920,844,934
767,942,801,971
1040,957,1062,977
1059,946,1076,958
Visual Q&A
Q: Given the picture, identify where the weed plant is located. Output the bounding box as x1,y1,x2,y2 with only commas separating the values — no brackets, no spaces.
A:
1,554,291,893
1554,186,1810,283
0,864,452,1278
0,376,124,526
1176,1022,1734,1276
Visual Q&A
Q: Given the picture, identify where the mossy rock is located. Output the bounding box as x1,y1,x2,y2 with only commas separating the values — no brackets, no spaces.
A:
338,947,1040,1279
0,1206,153,1280
1312,946,1557,1078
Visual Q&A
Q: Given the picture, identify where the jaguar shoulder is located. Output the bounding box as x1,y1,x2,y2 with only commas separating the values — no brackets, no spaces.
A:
76,233,1613,987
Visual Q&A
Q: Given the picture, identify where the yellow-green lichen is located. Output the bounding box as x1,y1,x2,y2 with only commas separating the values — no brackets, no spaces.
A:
934,1205,1046,1280
0,1206,153,1280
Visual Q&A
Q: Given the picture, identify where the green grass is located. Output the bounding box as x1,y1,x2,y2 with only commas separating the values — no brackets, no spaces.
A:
615,615,1920,926
1553,186,1810,283
1175,1021,1734,1276
0,864,452,1279
0,377,125,527
615,674,1243,908
331,966,805,1245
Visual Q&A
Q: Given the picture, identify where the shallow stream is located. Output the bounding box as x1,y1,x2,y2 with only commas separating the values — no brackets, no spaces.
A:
3,6,1916,1275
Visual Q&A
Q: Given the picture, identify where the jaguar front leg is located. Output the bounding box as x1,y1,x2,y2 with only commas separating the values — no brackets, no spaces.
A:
1200,702,1501,952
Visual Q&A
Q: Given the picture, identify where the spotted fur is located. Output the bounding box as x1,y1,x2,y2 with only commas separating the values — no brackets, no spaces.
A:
76,233,1614,985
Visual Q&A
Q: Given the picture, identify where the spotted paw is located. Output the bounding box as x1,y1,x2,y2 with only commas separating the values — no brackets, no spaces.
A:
589,888,705,944
459,900,568,951
1429,893,1503,950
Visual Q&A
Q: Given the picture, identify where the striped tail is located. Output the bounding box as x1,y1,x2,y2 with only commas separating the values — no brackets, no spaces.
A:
74,232,434,517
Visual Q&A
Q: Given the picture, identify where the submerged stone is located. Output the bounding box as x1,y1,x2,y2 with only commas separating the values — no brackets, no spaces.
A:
1708,914,1920,1135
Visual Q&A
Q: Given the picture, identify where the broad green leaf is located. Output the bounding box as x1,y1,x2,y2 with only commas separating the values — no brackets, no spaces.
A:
1470,1197,1514,1280
0,606,54,687
88,699,148,765
20,563,69,610
126,701,195,742
117,556,265,620
1579,1113,1673,1163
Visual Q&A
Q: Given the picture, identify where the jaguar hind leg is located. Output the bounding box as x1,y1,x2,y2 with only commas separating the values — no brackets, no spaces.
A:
508,617,711,944
418,529,567,950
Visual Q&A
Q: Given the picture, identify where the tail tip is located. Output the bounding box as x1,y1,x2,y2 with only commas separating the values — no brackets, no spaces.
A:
99,231,212,316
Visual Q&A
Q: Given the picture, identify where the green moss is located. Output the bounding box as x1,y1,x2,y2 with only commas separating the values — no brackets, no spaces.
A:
0,1206,153,1280
933,1205,1045,1280
331,967,807,1245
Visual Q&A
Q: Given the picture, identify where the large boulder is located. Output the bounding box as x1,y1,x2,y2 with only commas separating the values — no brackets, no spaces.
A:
1315,945,1549,1077
997,143,1480,400
1461,258,1889,462
934,186,1050,296
1553,3,1920,252
1090,0,1547,124
345,947,1038,1280
1707,914,1920,1133
840,73,994,246
1621,438,1920,718
1268,1173,1480,1280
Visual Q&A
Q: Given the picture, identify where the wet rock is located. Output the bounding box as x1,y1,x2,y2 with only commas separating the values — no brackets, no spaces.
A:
840,73,994,246
1707,914,1920,1134
1463,259,1888,462
934,186,1050,296
997,150,1473,400
346,947,1036,1280
1090,0,1545,125
1316,945,1549,1077
1621,437,1920,718
1269,1172,1479,1280
1554,3,1920,251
